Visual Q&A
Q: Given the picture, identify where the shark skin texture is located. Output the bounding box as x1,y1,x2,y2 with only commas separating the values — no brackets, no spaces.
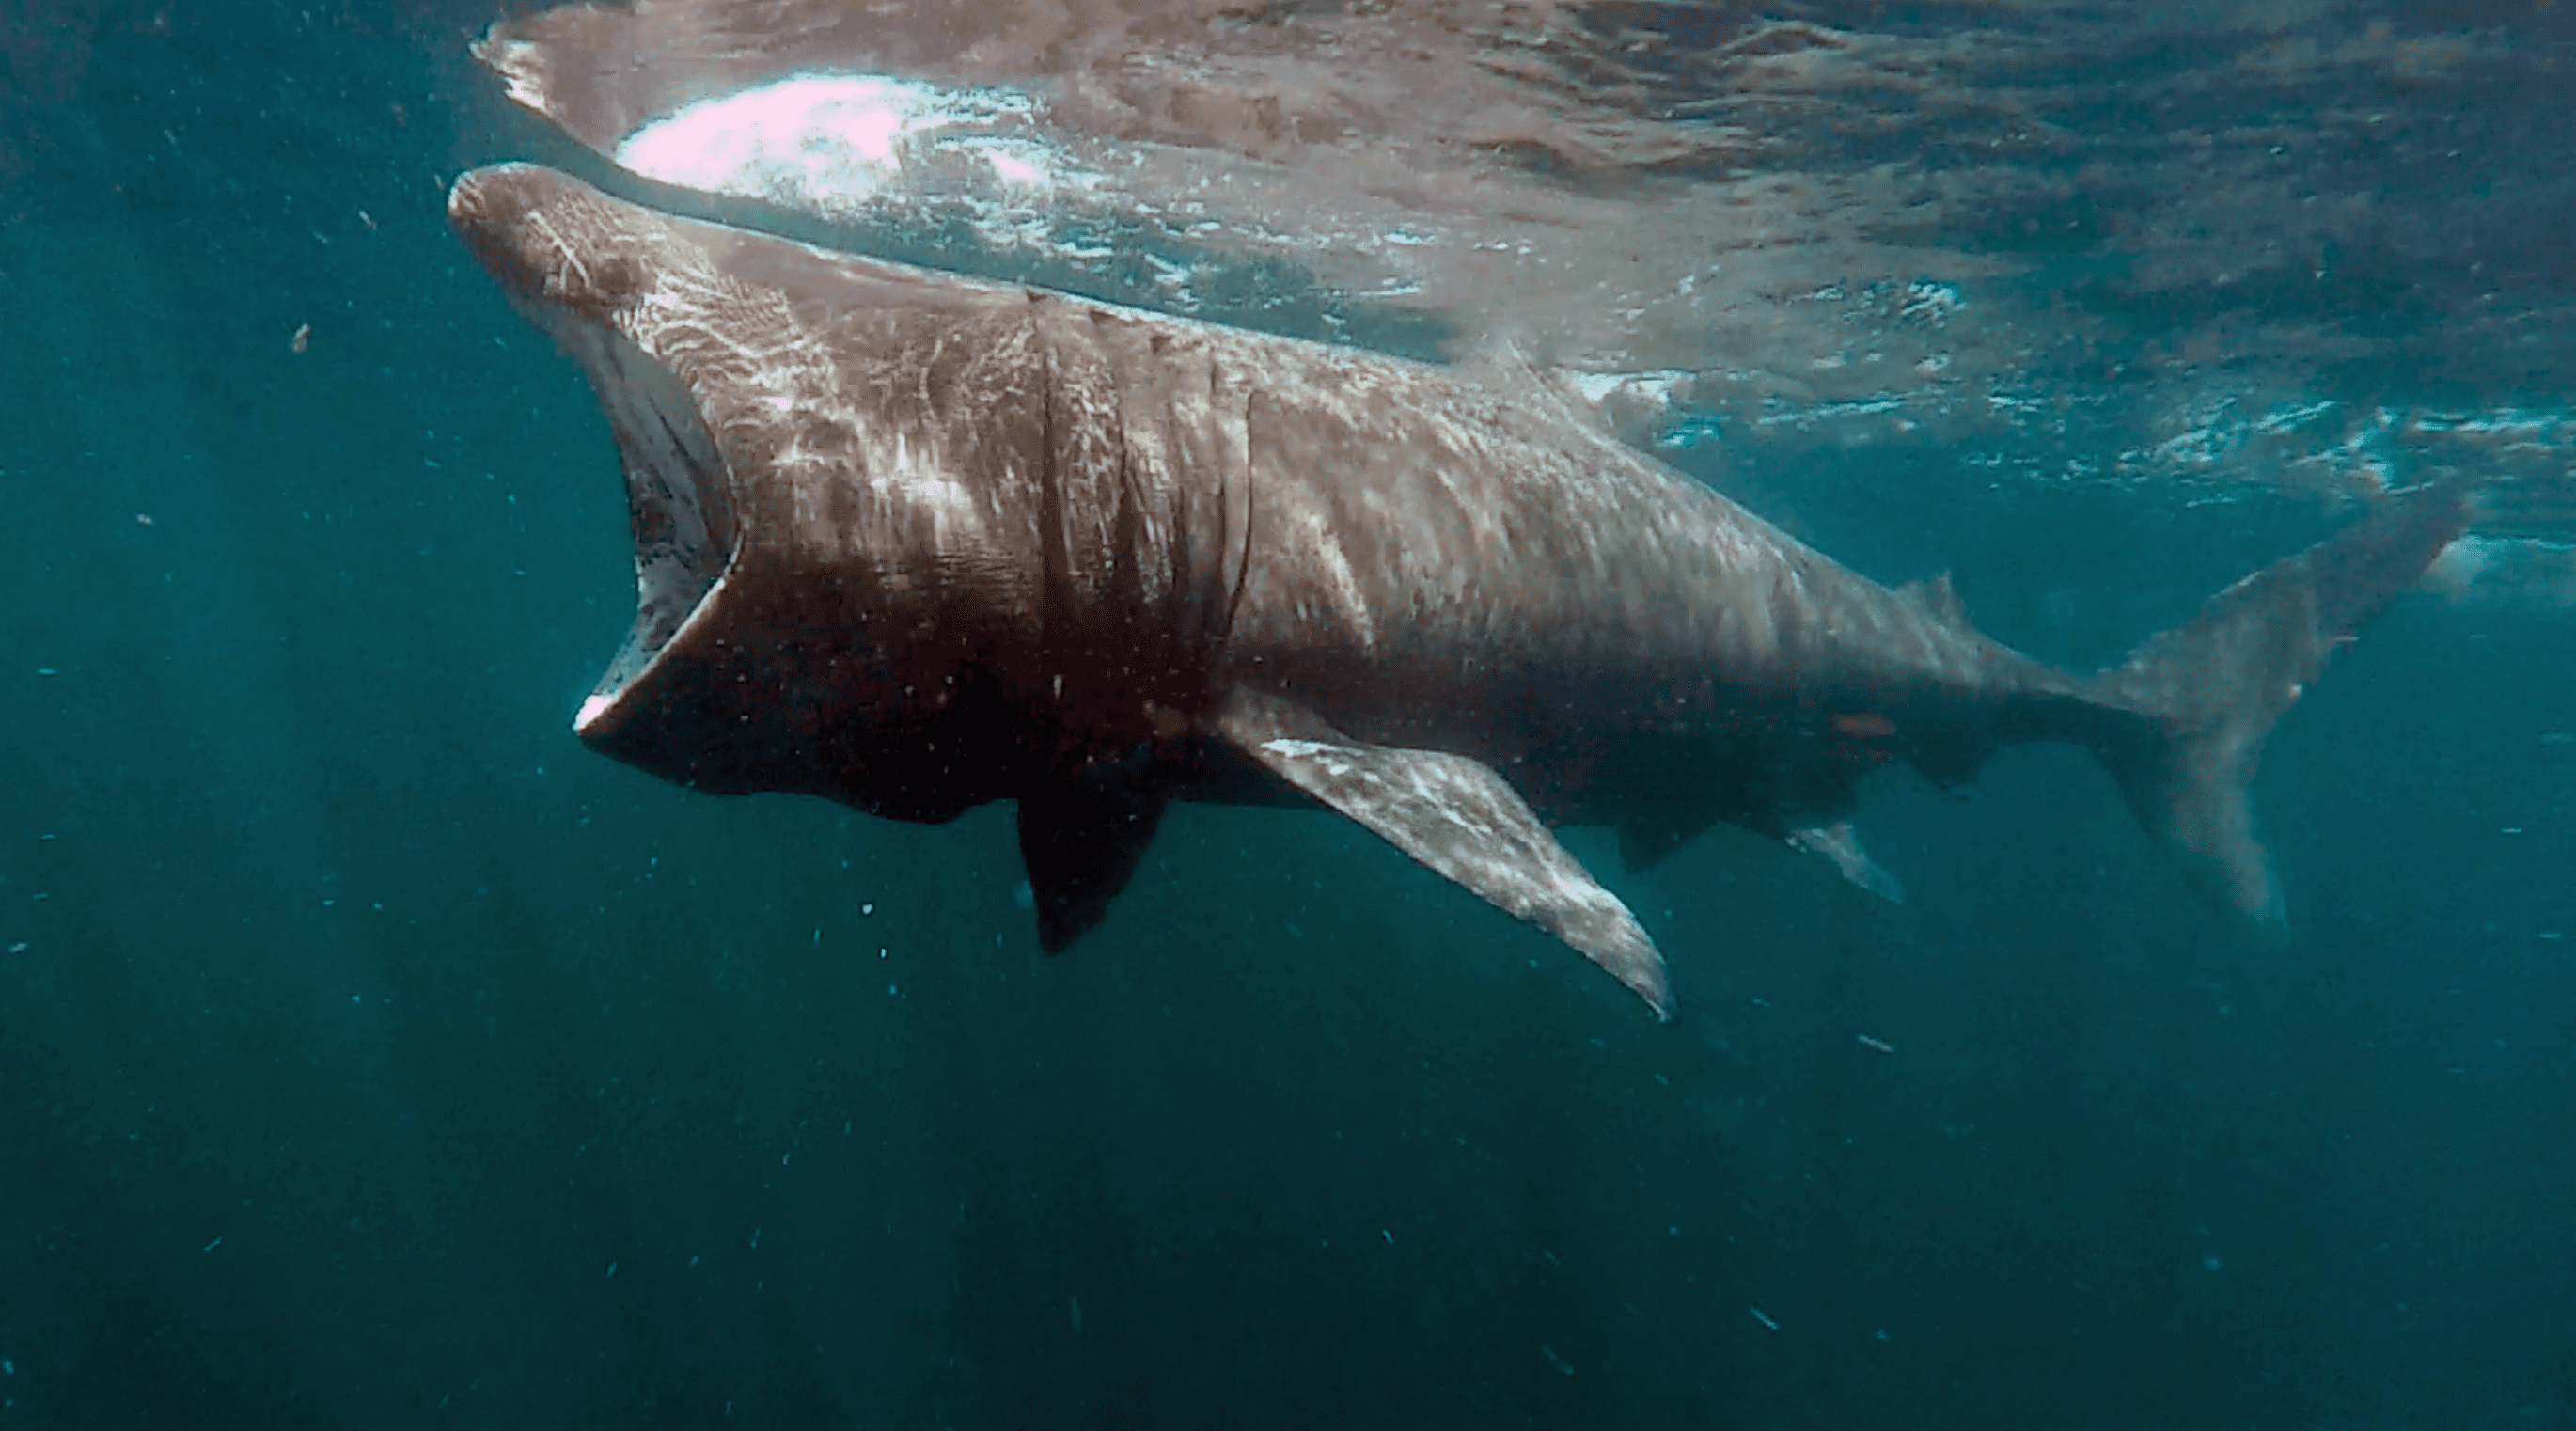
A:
448,163,2473,1020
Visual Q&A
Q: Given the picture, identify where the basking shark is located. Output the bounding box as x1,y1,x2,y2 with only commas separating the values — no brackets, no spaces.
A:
448,163,2470,1018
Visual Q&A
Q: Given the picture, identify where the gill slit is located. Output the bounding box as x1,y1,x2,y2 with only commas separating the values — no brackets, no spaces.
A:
1218,398,1257,649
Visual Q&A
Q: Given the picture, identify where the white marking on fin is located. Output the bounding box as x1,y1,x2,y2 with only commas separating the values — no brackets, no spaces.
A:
1788,821,1905,904
1227,690,1671,1017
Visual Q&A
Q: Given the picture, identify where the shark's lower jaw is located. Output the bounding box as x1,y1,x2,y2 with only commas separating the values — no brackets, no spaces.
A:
564,322,739,739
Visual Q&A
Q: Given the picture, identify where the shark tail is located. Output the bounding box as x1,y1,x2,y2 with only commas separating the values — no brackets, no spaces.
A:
2083,479,2474,932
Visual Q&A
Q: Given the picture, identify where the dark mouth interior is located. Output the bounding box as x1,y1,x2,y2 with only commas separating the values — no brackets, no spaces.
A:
580,327,737,711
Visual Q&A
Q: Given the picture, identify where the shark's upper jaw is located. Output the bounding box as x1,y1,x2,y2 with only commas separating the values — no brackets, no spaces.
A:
447,165,740,746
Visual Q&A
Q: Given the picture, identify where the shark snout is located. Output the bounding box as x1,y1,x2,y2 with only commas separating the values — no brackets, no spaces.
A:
448,164,652,319
447,164,558,302
450,165,741,756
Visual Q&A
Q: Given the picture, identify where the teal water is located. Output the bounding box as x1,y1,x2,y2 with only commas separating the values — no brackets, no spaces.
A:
4,4,2572,1426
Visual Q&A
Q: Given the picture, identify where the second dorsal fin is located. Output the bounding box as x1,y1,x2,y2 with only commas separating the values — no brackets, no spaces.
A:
1896,571,1966,625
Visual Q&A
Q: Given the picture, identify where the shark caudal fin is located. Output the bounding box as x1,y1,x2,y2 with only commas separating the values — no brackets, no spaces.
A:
2086,478,2474,932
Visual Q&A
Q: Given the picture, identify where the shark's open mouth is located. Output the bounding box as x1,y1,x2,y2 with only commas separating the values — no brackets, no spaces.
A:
571,326,739,736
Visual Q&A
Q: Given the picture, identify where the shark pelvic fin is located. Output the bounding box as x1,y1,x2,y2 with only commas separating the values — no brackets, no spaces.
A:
1215,689,1673,1018
1616,809,1717,873
1788,821,1906,904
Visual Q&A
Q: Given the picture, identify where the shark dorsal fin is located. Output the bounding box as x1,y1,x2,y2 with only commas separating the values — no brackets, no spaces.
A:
1215,689,1672,1018
1896,571,1965,625
1456,340,1611,435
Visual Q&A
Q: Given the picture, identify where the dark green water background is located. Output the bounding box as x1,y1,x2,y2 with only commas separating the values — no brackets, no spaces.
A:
4,5,2571,1427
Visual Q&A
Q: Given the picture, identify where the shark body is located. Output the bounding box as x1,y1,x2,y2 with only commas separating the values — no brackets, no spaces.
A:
450,164,2469,1016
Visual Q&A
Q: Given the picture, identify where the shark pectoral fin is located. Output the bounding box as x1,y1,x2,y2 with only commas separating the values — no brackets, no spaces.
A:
1787,821,1906,904
1015,777,1168,953
1215,690,1673,1019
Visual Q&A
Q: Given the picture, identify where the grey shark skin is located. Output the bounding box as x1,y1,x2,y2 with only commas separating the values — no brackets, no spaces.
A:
448,163,2472,1019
